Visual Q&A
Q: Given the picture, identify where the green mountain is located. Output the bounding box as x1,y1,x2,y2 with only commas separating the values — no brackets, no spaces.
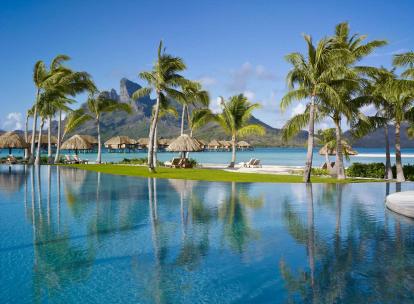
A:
64,78,307,146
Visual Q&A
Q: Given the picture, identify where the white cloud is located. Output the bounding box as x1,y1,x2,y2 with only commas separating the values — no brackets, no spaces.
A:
243,90,255,100
198,76,217,87
2,112,23,131
291,103,306,117
226,62,277,92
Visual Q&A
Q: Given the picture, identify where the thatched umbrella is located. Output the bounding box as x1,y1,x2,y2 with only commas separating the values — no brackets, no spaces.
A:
79,135,98,145
167,134,202,153
104,136,134,149
0,131,28,154
61,135,92,154
318,143,358,156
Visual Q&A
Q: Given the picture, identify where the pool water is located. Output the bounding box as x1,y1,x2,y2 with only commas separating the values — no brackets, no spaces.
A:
1,165,414,303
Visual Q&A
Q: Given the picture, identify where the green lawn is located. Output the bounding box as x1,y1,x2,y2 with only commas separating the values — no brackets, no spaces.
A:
66,164,382,184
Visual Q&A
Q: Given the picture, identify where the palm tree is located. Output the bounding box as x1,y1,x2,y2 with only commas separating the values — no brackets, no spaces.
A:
82,92,132,163
280,35,344,182
353,67,396,179
216,94,265,168
132,41,187,172
393,51,414,78
327,22,386,179
178,81,209,135
24,109,33,160
29,55,94,164
189,108,215,137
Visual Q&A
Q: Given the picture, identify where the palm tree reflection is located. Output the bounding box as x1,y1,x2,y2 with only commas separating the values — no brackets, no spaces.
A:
219,182,263,253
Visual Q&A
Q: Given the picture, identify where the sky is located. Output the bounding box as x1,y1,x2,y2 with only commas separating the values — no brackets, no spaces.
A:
0,0,413,131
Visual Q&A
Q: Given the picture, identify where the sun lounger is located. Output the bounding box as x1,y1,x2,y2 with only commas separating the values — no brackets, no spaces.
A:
242,158,256,167
164,158,180,168
249,159,262,168
73,155,88,164
63,155,75,164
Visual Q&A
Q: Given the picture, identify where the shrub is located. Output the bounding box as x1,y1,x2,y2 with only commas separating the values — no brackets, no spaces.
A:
188,158,198,168
392,164,414,181
346,162,385,178
311,168,329,176
120,157,163,166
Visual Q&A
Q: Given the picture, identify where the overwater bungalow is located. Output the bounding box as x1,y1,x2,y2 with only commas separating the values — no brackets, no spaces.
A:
27,134,57,150
237,140,253,151
137,138,149,150
218,140,231,152
104,136,136,152
207,139,221,151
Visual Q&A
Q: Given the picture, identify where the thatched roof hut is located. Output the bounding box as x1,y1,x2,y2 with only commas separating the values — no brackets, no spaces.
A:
0,132,28,153
137,138,149,147
27,134,57,145
79,135,98,145
318,143,358,156
61,135,92,151
208,139,220,149
219,140,231,148
104,136,132,146
167,134,202,152
237,140,251,148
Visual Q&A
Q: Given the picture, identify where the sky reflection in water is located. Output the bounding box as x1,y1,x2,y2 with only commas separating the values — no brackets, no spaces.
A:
0,165,414,303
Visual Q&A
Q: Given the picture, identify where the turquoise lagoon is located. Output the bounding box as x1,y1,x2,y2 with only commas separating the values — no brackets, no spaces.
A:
1,165,414,303
3,147,414,166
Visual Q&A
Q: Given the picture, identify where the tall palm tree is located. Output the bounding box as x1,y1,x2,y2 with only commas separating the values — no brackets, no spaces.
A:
29,55,93,164
30,55,72,163
132,41,187,172
280,35,344,182
327,22,387,179
216,94,265,168
83,92,132,163
178,81,209,135
353,67,396,179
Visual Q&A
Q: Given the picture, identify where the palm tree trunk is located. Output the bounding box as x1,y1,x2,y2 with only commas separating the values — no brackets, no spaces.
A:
148,93,161,172
384,124,393,179
24,112,29,160
334,118,345,180
54,110,62,163
35,119,44,165
153,125,158,168
395,121,405,182
229,134,236,168
47,115,53,164
96,118,102,164
29,90,40,164
324,152,332,170
180,104,186,135
303,96,315,183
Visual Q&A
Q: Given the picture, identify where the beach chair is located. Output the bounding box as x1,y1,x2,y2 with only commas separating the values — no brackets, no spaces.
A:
63,155,75,164
164,157,179,168
242,158,256,167
73,155,88,164
171,158,183,168
249,159,262,168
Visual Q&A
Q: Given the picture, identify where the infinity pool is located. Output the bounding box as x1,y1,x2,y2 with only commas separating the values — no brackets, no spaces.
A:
1,165,414,303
